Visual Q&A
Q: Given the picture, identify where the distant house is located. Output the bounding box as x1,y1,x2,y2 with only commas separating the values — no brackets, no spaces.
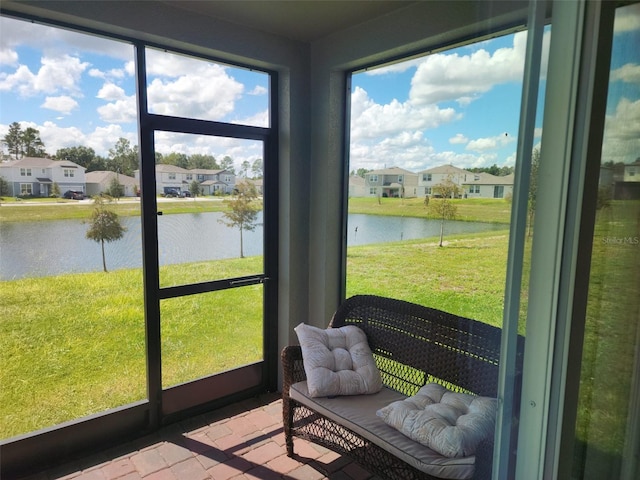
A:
348,175,366,197
463,172,514,199
363,166,419,198
235,177,264,195
417,164,472,197
0,157,86,197
85,171,138,197
614,159,640,199
133,165,236,195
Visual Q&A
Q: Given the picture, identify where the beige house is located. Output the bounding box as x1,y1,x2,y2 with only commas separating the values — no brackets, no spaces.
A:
348,175,366,197
417,164,472,197
463,172,514,199
85,171,138,197
363,166,418,198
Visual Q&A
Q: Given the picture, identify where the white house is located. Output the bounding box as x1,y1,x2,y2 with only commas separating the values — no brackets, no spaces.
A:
0,156,86,197
348,175,366,197
134,164,236,196
85,171,138,197
417,164,472,197
463,172,514,199
363,166,418,198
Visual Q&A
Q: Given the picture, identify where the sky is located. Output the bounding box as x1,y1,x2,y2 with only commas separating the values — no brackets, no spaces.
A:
1,4,639,173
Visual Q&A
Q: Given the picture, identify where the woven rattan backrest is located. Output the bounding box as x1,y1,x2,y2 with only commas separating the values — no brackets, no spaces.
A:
329,295,507,397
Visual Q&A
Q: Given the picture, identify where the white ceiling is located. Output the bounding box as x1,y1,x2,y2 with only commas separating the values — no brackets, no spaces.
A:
161,1,417,42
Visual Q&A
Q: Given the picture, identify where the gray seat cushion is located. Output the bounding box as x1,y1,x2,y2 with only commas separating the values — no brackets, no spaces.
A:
290,381,477,480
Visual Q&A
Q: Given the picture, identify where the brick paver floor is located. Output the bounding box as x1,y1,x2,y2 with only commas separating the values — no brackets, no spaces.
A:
18,393,378,480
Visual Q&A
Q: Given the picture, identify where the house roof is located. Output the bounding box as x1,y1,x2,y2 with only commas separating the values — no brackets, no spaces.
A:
366,166,415,175
419,164,471,175
1,156,85,170
85,171,138,186
155,164,189,173
349,175,365,186
190,168,227,175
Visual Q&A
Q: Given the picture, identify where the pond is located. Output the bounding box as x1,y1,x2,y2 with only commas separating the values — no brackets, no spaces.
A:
0,212,506,280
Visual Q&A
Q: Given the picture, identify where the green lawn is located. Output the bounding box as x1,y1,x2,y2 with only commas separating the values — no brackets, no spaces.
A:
0,199,637,467
0,195,512,223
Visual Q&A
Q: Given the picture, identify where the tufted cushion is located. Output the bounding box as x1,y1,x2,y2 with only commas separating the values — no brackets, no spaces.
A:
376,383,497,458
294,323,382,397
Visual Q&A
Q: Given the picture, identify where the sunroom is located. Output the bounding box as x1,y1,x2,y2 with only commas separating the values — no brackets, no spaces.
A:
0,1,638,479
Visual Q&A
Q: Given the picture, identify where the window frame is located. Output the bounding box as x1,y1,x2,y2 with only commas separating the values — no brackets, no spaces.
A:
0,12,279,476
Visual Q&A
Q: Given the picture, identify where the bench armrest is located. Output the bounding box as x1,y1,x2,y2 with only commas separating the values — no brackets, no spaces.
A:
281,345,306,393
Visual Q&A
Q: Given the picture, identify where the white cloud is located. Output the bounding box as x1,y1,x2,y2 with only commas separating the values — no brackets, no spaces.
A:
449,134,468,145
0,54,89,97
350,86,458,141
248,85,268,95
0,16,132,60
466,133,514,152
97,95,137,124
408,30,550,107
97,82,126,101
89,68,127,81
614,3,640,33
232,109,269,128
611,63,640,84
2,120,135,158
0,48,18,66
602,97,640,163
409,35,525,106
144,51,244,120
41,96,78,114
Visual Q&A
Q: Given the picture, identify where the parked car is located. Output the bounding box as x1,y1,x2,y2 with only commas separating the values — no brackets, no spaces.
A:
63,190,85,200
181,191,191,198
164,189,180,197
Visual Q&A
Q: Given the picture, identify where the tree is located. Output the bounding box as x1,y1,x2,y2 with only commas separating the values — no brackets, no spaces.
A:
188,179,201,200
22,127,46,157
218,182,261,258
107,176,125,200
3,122,23,159
56,146,98,170
219,155,235,174
162,152,189,169
2,122,46,158
85,196,127,272
528,148,540,237
240,160,251,178
107,138,138,176
430,177,461,247
0,176,11,196
251,158,263,179
51,182,61,198
189,153,219,170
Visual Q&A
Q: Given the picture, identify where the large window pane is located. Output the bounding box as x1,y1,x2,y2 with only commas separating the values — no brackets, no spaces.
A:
0,18,145,438
145,48,269,127
573,3,640,478
346,28,549,327
152,133,265,288
161,286,263,388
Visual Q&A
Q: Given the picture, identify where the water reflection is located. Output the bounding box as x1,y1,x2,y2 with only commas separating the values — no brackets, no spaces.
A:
1,212,505,279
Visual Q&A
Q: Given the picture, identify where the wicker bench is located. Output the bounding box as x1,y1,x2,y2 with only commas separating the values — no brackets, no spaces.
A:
282,295,524,480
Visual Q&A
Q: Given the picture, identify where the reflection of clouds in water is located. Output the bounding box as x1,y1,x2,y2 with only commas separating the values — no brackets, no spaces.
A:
347,214,505,246
2,213,501,280
0,213,264,280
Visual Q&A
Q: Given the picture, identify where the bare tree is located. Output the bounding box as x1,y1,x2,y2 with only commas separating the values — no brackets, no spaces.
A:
85,196,127,272
218,182,261,258
430,177,461,247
